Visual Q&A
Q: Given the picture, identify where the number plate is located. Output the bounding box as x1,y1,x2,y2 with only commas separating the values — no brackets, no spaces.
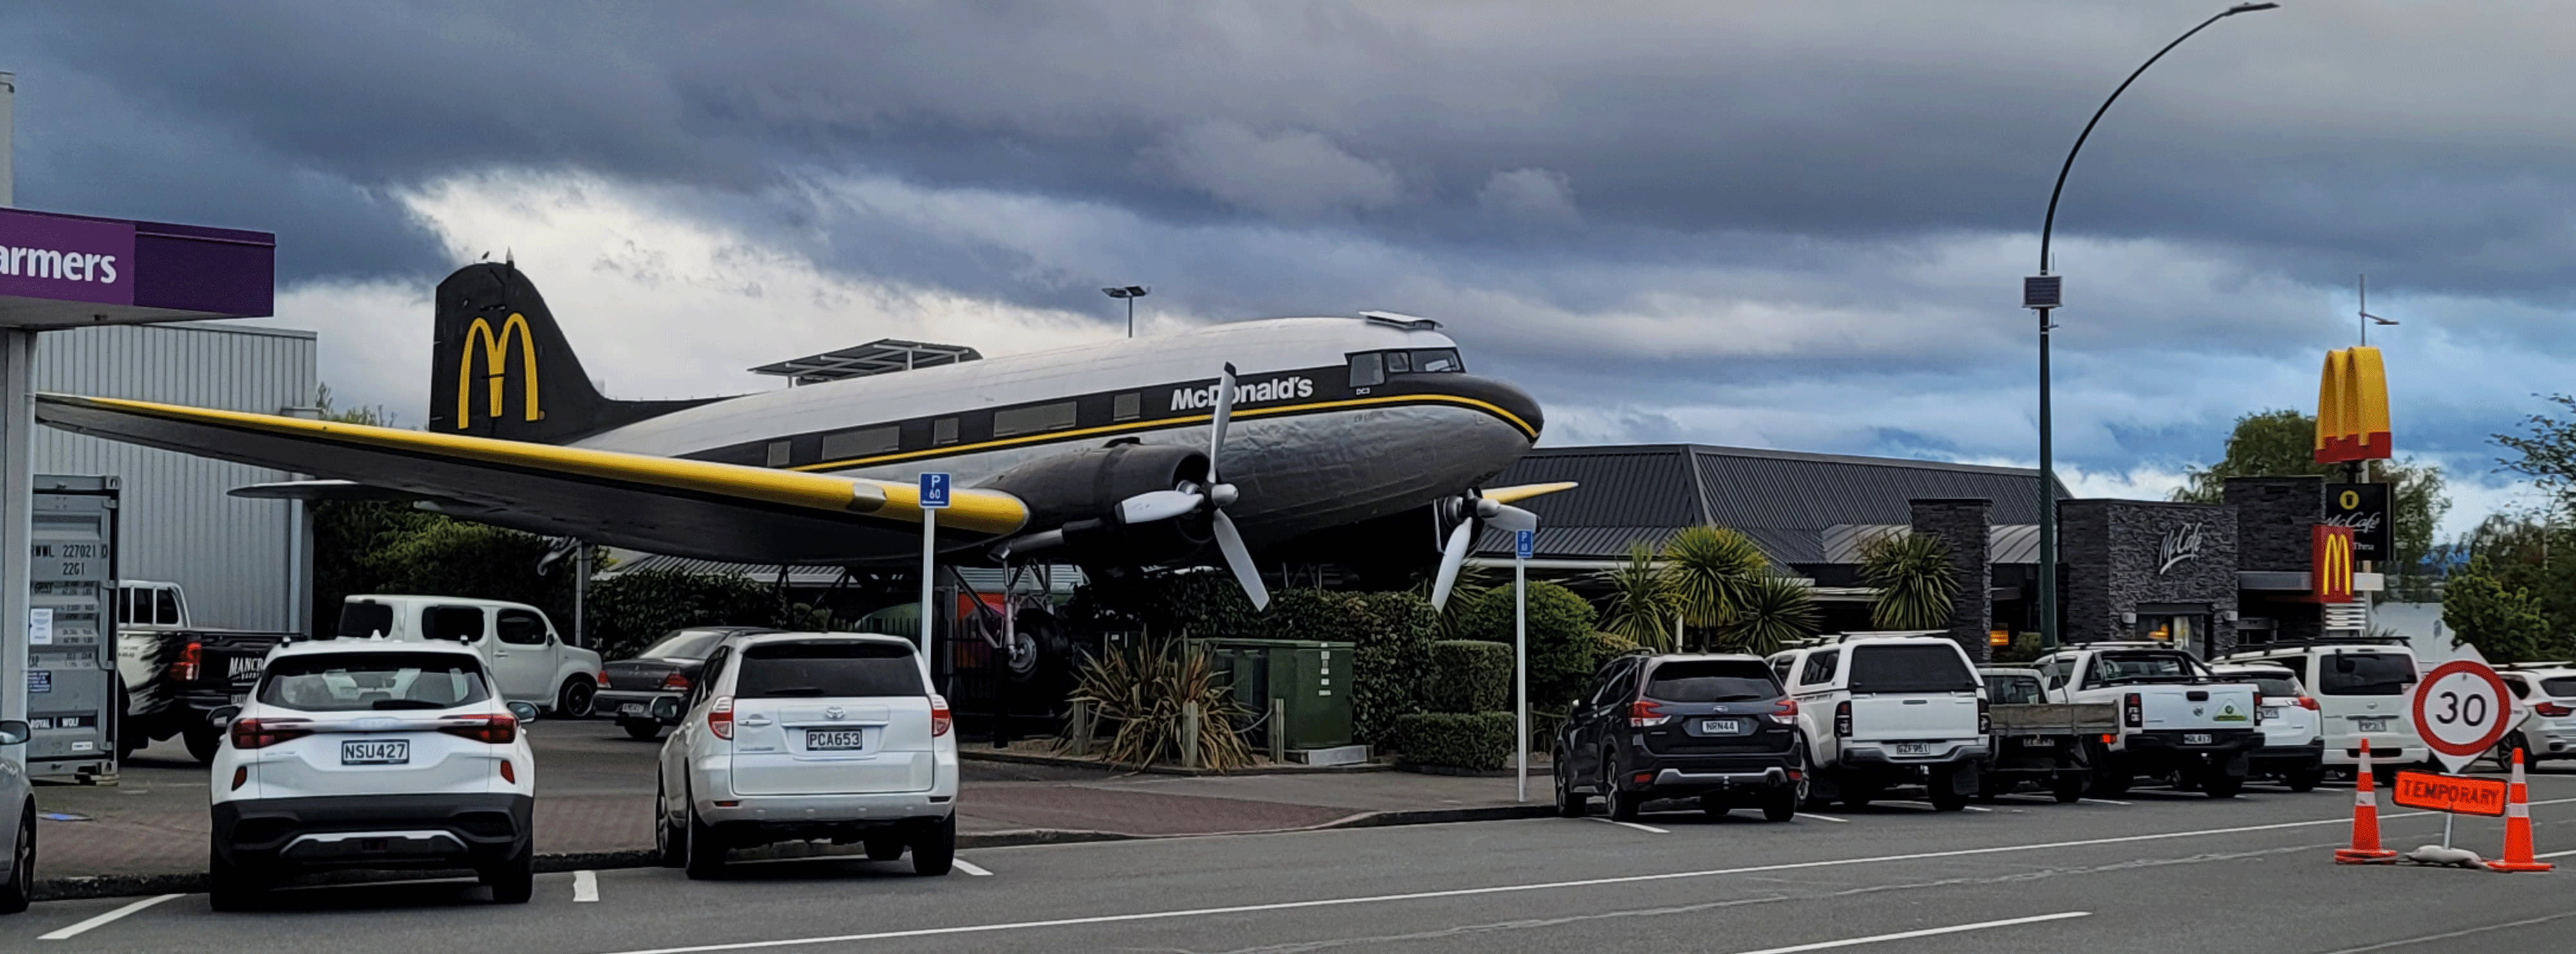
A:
2184,733,2213,746
1698,719,1743,735
2020,735,2056,746
619,703,646,716
2259,707,2281,720
341,739,410,765
2357,718,2391,733
806,729,866,751
1894,742,1931,756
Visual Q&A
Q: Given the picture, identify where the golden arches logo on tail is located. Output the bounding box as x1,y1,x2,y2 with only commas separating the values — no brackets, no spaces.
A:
455,313,543,429
2312,524,2355,603
2314,346,2390,463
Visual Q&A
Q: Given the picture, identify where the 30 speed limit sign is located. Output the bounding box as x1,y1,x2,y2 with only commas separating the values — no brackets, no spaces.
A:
2412,660,2513,772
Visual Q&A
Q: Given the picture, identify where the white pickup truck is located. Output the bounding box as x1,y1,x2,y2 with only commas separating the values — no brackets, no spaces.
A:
1768,633,1990,811
2029,642,2264,798
330,595,604,716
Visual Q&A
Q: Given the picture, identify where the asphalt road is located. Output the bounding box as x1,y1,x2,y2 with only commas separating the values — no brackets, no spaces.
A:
14,769,2576,954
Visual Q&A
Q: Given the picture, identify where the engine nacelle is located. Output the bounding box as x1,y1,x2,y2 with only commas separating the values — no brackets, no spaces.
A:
976,441,1211,563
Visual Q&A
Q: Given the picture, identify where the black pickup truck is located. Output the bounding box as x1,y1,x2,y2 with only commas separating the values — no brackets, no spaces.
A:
115,584,295,764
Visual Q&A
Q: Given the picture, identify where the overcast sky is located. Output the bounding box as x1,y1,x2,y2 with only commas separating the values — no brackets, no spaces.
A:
6,0,2570,535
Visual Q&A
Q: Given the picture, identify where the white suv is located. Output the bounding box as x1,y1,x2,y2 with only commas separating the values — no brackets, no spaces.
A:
656,633,958,879
2210,662,2326,791
2216,642,2423,776
208,639,539,910
2497,664,2576,762
1767,634,1989,811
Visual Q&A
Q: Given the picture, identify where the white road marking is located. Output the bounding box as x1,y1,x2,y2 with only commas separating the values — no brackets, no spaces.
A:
1962,805,1994,813
2311,912,2576,954
2533,848,2576,859
2079,798,2132,806
1589,817,1669,834
1727,911,2092,954
574,870,600,902
591,808,2550,954
1795,812,1850,823
952,859,993,876
39,893,182,940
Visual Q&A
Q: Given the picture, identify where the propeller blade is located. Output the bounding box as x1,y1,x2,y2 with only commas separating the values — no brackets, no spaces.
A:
1428,519,1475,611
1115,489,1203,525
1207,362,1237,485
1210,509,1269,610
1486,504,1538,534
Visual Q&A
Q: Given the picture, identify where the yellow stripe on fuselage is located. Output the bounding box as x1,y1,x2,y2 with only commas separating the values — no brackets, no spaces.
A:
790,392,1537,473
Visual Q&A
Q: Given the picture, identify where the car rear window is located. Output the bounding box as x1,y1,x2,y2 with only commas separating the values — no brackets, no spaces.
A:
2543,677,2576,698
1849,644,1977,694
2318,653,2416,697
736,641,922,698
1643,660,1779,702
336,601,394,639
2243,677,2300,698
2094,651,2202,684
1984,674,2046,704
259,652,492,711
639,630,730,660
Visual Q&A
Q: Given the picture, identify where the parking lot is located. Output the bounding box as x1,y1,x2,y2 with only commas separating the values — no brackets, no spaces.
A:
14,743,2576,953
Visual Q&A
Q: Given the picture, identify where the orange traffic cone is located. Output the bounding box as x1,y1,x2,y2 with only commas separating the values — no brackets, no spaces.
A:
2336,738,2399,864
2489,748,2554,873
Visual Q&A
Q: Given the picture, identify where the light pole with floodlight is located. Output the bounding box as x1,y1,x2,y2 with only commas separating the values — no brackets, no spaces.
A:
1103,285,1150,338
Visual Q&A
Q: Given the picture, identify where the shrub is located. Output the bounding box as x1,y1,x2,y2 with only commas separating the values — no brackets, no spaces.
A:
585,570,779,662
1065,640,1254,771
1861,532,1958,631
1715,575,1819,657
1395,711,1517,771
1459,581,1601,711
1348,592,1439,749
1424,640,1512,713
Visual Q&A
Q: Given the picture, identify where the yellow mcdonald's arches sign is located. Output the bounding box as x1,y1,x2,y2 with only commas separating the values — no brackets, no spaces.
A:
2311,524,2354,603
2313,346,2390,463
456,313,543,429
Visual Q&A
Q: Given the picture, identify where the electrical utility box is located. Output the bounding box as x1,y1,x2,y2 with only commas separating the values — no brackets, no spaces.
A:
25,474,120,783
1195,638,1354,751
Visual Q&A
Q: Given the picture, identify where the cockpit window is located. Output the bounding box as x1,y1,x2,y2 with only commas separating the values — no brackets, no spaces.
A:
1411,349,1463,373
1347,351,1385,388
1346,348,1462,387
1386,351,1410,373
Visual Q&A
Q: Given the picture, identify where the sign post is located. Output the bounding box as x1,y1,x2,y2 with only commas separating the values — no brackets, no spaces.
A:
2409,659,2516,852
918,472,951,687
1514,527,1533,803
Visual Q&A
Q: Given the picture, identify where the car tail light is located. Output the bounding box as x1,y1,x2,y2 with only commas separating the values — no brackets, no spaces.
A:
439,714,518,745
708,697,735,740
230,717,312,750
171,641,202,683
2298,696,2321,711
1768,698,1799,725
1833,701,1852,738
1978,697,1991,734
661,671,692,691
499,759,516,783
596,669,609,687
2537,702,2573,718
1629,699,1671,728
2123,693,2143,728
931,695,954,737
2101,733,2117,745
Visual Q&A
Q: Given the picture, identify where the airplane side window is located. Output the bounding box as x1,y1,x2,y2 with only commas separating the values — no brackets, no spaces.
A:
1112,393,1141,422
994,401,1077,437
1411,348,1463,373
764,440,793,467
819,426,900,462
1385,351,1411,374
1347,353,1385,388
933,418,959,445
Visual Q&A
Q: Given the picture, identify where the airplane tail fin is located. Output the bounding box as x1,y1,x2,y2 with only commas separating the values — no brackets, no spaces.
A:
428,263,710,444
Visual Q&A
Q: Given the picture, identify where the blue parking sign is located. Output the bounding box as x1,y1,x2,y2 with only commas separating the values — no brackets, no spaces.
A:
1514,528,1533,560
920,472,951,510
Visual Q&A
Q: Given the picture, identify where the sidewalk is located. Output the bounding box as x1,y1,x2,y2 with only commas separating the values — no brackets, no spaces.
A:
35,729,1551,884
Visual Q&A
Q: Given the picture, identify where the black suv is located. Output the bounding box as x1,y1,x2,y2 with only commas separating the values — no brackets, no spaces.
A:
1555,653,1804,822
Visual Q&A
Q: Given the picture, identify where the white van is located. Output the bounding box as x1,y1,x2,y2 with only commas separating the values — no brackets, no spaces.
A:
332,595,604,716
1766,633,1989,811
2215,641,2423,776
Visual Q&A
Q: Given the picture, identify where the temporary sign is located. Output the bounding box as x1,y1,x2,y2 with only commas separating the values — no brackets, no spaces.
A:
2311,525,2355,603
2325,483,2391,561
2390,771,2509,818
2412,659,2513,773
919,472,951,510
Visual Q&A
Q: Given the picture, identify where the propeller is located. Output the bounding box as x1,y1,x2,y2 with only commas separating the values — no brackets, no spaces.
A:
1109,362,1270,610
1428,492,1538,611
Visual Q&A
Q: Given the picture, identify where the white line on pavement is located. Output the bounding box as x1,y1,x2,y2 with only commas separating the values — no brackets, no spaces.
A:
1795,812,1850,823
952,859,993,877
1589,818,1669,834
1962,806,1994,813
38,893,183,941
1727,912,2092,954
2312,912,2576,954
2079,798,2132,806
2533,848,2576,859
594,807,2562,954
574,870,600,903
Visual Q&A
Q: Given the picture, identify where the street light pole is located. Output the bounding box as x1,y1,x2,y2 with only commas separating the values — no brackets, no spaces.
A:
2029,2,2277,649
1103,285,1150,338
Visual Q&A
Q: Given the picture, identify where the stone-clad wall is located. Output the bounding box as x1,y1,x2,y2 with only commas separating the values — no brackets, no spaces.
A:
2224,477,2323,572
2060,499,2240,653
1909,499,1993,664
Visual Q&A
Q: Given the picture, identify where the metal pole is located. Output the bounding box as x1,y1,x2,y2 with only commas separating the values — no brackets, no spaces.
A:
1515,551,1528,803
570,540,587,648
918,509,936,687
0,330,30,758
1,71,15,207
1126,296,1135,339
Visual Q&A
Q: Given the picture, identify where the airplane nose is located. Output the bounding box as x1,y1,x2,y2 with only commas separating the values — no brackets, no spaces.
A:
1449,375,1543,444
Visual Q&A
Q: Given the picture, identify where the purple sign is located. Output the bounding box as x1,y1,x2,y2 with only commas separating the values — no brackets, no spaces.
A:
0,209,137,307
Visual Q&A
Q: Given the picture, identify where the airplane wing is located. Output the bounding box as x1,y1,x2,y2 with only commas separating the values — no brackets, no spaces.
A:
36,394,1027,565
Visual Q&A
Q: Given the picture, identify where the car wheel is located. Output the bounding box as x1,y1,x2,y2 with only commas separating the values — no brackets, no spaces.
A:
1763,784,1799,823
2052,772,2087,803
559,678,596,719
656,781,686,868
683,803,726,879
483,844,535,904
2495,733,2532,767
911,814,956,876
1602,752,1642,821
2285,767,2324,793
865,835,905,862
623,719,662,742
184,726,224,765
2204,772,2244,800
1553,762,1589,818
1927,778,1968,812
1,807,32,914
2088,768,2132,798
1839,780,1879,810
205,846,260,912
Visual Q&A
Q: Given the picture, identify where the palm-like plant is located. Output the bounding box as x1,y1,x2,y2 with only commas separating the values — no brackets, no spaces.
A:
1595,542,1680,651
1716,575,1819,657
1861,531,1958,631
1663,525,1770,644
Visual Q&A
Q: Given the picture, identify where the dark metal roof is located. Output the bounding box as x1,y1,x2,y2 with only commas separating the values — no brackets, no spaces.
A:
1477,444,2070,563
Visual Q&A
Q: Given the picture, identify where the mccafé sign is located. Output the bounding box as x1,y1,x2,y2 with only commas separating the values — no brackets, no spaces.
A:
2315,347,2392,463
2311,525,2356,604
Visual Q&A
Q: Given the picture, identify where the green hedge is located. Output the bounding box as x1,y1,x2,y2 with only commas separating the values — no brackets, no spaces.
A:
1424,640,1511,713
1396,711,1517,771
1458,581,1601,712
1347,592,1439,749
